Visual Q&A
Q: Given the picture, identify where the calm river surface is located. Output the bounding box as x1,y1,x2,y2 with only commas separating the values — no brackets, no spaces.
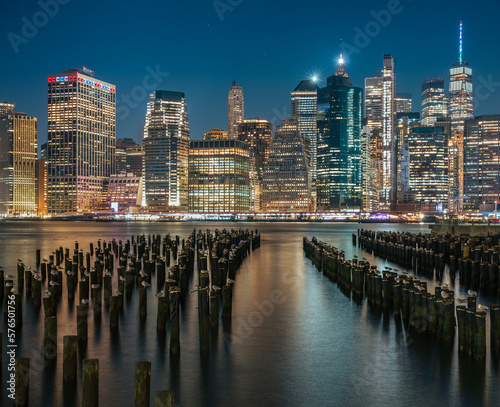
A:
0,221,498,406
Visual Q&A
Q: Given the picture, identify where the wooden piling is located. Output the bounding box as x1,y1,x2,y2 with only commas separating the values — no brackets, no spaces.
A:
221,285,232,319
139,286,147,320
210,290,219,327
77,305,88,343
135,361,151,407
491,304,500,353
155,391,175,407
474,311,487,360
169,287,180,355
198,288,210,354
82,359,99,407
157,294,169,331
456,306,467,353
43,316,57,359
14,358,30,407
63,335,78,382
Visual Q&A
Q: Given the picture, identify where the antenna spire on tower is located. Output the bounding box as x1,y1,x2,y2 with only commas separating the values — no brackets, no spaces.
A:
459,21,463,64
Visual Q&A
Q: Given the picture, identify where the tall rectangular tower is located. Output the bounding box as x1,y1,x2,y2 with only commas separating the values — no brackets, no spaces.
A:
47,68,116,214
381,54,395,210
228,80,244,139
0,112,38,216
143,91,190,212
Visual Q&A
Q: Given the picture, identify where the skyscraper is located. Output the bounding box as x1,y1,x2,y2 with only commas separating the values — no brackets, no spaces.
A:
228,80,244,139
463,115,500,211
421,79,448,126
0,102,14,118
143,91,190,212
47,68,116,214
448,132,464,213
407,122,449,210
188,140,250,213
317,54,363,211
395,93,412,113
449,22,473,135
262,117,311,212
237,118,273,211
0,112,38,216
291,79,318,209
364,77,383,133
381,54,396,210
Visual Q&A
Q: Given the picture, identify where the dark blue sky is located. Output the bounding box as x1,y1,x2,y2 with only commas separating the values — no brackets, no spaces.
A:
1,0,499,145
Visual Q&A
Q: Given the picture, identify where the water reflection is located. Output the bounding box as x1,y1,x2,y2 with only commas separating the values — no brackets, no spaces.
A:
0,221,498,406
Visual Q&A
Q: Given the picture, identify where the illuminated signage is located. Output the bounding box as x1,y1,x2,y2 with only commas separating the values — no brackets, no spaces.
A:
48,75,115,92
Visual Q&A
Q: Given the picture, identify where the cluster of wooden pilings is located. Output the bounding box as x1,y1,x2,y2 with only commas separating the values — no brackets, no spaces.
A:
303,237,500,361
1,228,261,407
357,229,500,295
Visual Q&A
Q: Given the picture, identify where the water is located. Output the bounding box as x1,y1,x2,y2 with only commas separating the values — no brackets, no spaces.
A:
0,221,498,406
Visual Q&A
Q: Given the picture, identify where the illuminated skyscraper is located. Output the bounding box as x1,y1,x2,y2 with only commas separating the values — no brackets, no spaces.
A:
203,128,229,140
317,54,362,211
0,112,38,216
395,112,420,204
421,79,448,126
47,68,116,214
237,118,273,211
381,54,396,210
262,118,311,212
188,140,250,213
0,102,14,118
364,77,383,133
448,132,464,213
395,93,412,113
449,22,473,135
463,115,500,211
143,91,190,212
291,79,317,209
228,80,244,139
407,122,449,210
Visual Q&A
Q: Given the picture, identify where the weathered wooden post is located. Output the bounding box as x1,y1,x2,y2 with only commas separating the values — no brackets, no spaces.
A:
169,287,180,355
77,305,88,343
210,289,219,327
198,287,210,354
14,358,30,407
491,304,500,353
63,335,78,382
135,361,151,407
474,311,487,360
155,391,175,407
82,359,99,407
221,284,232,318
139,285,147,320
43,316,57,359
157,292,169,331
456,306,467,353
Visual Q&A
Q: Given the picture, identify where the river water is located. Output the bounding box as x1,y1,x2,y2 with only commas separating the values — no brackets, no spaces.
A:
0,221,498,406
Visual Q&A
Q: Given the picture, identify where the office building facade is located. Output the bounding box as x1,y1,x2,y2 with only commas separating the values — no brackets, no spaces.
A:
421,79,448,126
228,80,244,140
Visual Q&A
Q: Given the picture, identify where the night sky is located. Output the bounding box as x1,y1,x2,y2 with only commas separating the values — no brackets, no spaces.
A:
1,0,499,147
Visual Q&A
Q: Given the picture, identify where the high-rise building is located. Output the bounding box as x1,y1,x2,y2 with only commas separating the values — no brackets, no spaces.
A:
463,115,500,211
448,132,464,213
116,138,143,177
407,122,449,210
203,128,229,140
449,22,473,135
143,91,190,212
0,112,38,216
228,80,244,139
291,79,318,209
381,54,396,210
361,125,379,212
0,102,14,118
421,79,448,126
317,54,363,211
395,92,412,113
188,139,250,213
237,118,273,211
364,77,383,133
395,112,420,203
262,118,311,212
47,68,116,214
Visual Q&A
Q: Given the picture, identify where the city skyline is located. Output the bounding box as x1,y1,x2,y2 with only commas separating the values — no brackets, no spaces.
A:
1,1,499,145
